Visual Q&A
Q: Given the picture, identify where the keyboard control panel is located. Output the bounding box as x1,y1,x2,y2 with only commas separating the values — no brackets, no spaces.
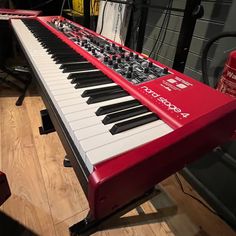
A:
49,17,170,85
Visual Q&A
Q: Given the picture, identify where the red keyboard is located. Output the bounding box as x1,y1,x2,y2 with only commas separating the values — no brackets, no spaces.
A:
0,8,41,20
11,16,236,221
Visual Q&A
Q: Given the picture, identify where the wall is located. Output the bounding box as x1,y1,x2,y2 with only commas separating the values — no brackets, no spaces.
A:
142,0,233,85
141,0,236,227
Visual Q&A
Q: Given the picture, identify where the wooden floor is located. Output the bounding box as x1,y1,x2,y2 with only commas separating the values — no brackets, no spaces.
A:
0,84,235,236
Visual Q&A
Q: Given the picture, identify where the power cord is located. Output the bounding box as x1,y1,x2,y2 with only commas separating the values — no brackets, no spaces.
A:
175,173,218,215
149,0,172,58
60,0,67,16
99,0,108,35
67,0,75,22
154,0,173,59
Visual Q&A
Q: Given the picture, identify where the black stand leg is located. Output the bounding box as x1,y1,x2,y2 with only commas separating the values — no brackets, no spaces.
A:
69,212,99,236
15,76,31,106
39,109,55,135
63,156,72,167
69,187,161,236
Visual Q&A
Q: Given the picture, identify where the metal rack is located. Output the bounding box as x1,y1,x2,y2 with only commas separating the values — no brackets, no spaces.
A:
133,0,203,72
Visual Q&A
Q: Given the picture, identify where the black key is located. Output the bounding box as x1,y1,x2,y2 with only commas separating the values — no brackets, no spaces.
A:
51,53,79,59
62,63,96,73
110,113,159,135
96,100,141,116
75,78,113,88
82,85,121,97
71,75,107,84
55,57,86,64
68,70,104,80
87,90,128,104
59,61,89,69
102,106,149,124
47,48,73,54
52,52,83,58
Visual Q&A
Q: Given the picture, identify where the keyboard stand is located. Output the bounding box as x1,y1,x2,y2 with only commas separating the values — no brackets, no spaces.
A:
69,186,176,236
63,156,72,167
0,65,31,106
39,109,56,135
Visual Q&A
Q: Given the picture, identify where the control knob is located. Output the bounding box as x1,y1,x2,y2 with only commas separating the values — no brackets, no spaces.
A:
144,67,149,73
108,59,113,65
148,62,153,67
120,53,125,59
104,56,109,62
125,56,130,61
113,63,118,69
128,66,133,72
126,71,132,78
117,57,121,63
163,67,168,74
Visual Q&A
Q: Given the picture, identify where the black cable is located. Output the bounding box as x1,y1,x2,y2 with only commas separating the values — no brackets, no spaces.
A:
175,173,218,215
99,0,108,35
154,0,173,59
132,16,141,49
201,32,236,86
67,0,75,22
90,0,95,30
60,0,67,16
116,3,123,43
148,0,172,57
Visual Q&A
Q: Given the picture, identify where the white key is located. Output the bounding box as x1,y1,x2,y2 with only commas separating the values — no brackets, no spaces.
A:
61,96,133,114
65,98,137,122
85,123,173,172
79,119,163,152
69,111,151,136
74,123,114,140
59,95,132,110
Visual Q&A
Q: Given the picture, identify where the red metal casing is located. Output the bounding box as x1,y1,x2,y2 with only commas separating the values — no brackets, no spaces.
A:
34,16,236,220
0,8,41,18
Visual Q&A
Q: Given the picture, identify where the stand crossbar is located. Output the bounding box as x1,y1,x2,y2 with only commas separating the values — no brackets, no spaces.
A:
69,187,163,236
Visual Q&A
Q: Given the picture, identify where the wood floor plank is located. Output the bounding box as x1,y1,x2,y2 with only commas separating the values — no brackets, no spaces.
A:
161,175,236,236
24,96,89,224
0,96,56,235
